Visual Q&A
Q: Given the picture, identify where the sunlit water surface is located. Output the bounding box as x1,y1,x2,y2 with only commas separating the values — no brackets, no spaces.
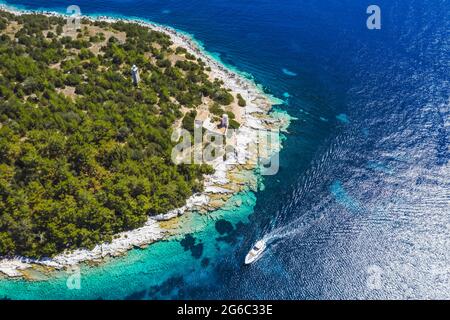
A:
0,0,449,299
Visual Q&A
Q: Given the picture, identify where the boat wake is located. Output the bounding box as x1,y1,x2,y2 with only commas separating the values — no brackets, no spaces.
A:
261,216,318,247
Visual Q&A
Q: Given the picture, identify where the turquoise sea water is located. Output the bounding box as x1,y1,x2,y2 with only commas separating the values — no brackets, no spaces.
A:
2,191,258,299
0,0,449,299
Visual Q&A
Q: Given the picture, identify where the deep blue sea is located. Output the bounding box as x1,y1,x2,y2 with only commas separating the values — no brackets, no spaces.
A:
0,0,449,299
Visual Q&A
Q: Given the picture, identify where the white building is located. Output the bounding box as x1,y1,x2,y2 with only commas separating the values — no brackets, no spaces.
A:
221,114,229,128
131,64,140,85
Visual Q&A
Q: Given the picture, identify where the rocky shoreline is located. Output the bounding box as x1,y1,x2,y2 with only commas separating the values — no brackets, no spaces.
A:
0,6,290,279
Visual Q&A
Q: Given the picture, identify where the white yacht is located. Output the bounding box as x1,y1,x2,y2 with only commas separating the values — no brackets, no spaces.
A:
244,240,267,265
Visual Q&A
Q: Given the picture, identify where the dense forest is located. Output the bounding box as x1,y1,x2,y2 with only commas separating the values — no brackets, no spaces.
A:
0,11,240,257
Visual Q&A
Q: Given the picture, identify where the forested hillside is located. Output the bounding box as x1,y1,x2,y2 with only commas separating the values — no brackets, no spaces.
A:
0,11,237,257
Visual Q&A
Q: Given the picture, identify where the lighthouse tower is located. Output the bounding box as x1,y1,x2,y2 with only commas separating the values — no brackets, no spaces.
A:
221,114,229,128
131,64,140,86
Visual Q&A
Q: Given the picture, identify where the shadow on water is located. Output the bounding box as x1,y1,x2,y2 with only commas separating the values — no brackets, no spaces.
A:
180,234,204,259
125,275,190,300
215,219,247,244
125,289,147,300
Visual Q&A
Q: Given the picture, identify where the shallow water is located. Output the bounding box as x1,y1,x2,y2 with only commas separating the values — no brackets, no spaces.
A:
0,0,449,299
